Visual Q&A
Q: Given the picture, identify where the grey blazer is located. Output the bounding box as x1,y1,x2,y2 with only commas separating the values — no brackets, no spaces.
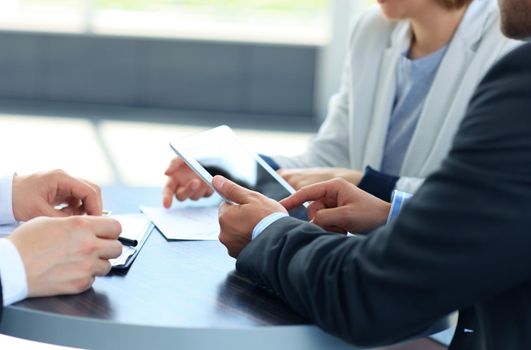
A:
274,0,520,194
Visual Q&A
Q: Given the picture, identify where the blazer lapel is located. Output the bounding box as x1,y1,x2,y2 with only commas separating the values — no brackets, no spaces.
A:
362,23,410,170
400,0,491,176
400,43,474,176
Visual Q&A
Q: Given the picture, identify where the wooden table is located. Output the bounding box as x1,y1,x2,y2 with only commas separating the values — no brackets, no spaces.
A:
0,187,449,350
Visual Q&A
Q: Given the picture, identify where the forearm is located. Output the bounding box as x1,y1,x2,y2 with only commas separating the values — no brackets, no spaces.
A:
236,217,438,346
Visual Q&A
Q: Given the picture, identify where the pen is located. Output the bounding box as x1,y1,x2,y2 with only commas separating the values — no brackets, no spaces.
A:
118,236,138,247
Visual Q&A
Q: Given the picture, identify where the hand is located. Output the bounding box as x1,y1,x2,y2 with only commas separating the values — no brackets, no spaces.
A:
8,216,122,297
213,175,287,258
12,170,103,222
278,167,363,190
280,178,391,233
163,157,213,208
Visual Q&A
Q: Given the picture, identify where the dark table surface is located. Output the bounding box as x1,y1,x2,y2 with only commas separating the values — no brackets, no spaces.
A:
4,186,447,350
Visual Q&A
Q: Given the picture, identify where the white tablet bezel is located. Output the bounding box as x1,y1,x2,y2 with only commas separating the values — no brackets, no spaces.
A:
169,125,298,204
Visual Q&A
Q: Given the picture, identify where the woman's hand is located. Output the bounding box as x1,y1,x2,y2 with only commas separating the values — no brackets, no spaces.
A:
278,167,363,190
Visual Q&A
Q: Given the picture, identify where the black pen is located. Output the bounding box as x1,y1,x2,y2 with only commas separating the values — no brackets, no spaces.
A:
118,237,138,247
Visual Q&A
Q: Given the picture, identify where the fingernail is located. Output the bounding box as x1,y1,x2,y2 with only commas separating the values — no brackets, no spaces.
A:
191,181,199,190
213,176,225,189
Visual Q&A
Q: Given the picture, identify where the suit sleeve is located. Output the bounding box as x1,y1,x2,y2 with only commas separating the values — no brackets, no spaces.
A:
236,44,531,347
0,276,3,322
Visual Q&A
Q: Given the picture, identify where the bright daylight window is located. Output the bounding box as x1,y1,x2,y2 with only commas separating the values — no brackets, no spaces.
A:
0,0,334,44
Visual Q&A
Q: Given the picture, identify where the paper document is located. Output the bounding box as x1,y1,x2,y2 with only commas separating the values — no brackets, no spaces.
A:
110,214,152,268
140,206,219,241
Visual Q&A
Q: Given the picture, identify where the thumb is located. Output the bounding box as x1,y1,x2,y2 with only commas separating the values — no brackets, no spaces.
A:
312,207,349,232
212,175,252,204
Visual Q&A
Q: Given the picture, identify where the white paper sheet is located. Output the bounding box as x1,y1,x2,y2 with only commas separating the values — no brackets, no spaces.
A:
140,206,219,241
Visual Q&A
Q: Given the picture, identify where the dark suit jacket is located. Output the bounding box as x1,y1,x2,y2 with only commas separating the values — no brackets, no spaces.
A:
0,277,3,321
236,43,531,350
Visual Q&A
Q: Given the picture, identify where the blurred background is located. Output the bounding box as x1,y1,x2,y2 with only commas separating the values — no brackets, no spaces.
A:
0,0,373,188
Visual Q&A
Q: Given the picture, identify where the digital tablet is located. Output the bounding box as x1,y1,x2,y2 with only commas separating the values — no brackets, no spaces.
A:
169,125,307,217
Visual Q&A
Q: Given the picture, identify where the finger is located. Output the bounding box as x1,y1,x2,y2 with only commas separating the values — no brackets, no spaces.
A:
312,207,349,231
164,157,185,176
93,259,112,276
306,200,327,221
96,239,123,259
81,179,103,215
86,217,122,239
162,176,179,208
58,175,102,215
212,176,254,204
280,183,329,210
189,181,210,200
175,180,200,201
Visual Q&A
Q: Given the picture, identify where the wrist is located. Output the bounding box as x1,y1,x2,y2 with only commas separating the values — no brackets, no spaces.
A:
336,168,363,186
11,174,25,222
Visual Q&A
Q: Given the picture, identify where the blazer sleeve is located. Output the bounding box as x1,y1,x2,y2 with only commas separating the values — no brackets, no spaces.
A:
236,44,531,347
272,60,352,169
0,276,3,322
270,11,377,170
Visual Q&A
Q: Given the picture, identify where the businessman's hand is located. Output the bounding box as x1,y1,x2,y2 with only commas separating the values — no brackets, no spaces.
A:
163,157,213,208
278,167,363,190
12,170,103,222
281,178,391,233
8,216,122,297
213,175,287,258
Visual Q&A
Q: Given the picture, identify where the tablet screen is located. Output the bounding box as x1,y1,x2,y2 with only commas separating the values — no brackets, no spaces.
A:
175,125,307,219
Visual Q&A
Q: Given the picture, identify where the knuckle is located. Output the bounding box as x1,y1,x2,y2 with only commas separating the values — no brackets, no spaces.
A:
51,169,66,179
69,216,89,229
75,276,94,292
218,212,231,228
218,233,227,245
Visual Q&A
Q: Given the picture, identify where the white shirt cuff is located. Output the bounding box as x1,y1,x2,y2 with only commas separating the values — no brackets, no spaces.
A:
0,174,16,225
387,190,413,224
0,238,28,306
252,212,289,240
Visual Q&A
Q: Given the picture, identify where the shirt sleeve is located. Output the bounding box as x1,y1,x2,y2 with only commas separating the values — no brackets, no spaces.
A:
0,174,16,225
252,212,289,240
357,166,400,202
0,238,28,306
386,190,413,224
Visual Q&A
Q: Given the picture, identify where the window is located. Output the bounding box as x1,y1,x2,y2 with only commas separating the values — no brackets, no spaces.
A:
0,0,332,44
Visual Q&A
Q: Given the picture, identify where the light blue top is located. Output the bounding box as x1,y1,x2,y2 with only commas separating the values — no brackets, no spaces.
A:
380,46,448,176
